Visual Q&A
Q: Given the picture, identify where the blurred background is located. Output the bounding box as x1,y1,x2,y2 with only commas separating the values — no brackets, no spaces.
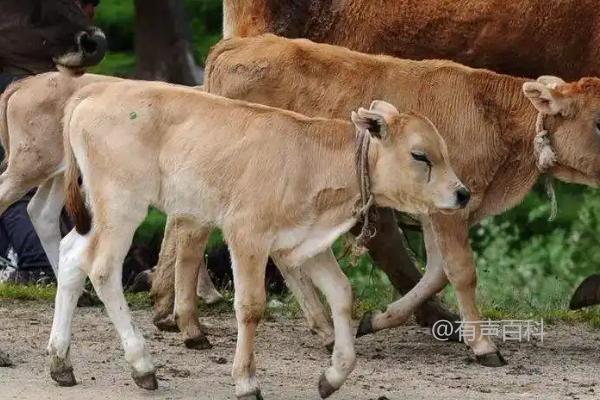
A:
89,0,599,322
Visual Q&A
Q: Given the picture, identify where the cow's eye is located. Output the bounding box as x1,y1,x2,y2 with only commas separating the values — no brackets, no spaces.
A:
595,118,600,135
411,151,431,166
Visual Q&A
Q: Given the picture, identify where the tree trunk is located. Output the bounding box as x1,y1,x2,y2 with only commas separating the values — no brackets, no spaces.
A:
134,0,201,85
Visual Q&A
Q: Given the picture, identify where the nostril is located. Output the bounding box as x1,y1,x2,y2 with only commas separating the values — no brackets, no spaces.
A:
78,32,98,55
456,187,471,208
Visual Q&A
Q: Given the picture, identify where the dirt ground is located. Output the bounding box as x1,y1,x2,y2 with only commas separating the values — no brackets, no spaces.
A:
0,300,598,400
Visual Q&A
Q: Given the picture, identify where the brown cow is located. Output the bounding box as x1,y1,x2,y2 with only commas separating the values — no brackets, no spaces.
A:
173,34,600,366
215,0,600,332
223,0,600,80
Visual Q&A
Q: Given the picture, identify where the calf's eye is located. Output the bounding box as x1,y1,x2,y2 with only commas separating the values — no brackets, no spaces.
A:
410,151,432,166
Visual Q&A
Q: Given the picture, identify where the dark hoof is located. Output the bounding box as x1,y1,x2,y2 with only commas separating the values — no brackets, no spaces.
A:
324,341,334,354
154,316,179,333
570,274,600,310
132,371,158,390
184,335,212,350
0,350,13,367
50,363,77,387
318,372,337,399
476,351,507,367
127,270,153,293
77,290,101,307
238,389,264,400
356,311,374,338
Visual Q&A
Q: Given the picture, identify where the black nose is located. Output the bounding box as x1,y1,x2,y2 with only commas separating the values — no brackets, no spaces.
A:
77,29,107,65
456,187,471,208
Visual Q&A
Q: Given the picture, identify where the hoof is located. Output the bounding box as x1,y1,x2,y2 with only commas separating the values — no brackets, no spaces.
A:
132,371,158,390
50,362,77,387
184,335,212,350
356,311,374,338
238,389,264,400
154,316,179,333
324,341,334,354
318,372,337,399
476,351,507,367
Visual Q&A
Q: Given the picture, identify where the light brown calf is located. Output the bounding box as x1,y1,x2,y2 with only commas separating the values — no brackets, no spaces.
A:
0,73,222,312
55,80,465,398
165,34,600,366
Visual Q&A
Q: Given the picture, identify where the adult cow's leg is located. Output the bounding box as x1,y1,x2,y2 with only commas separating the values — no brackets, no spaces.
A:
272,256,335,349
358,218,452,335
172,220,211,350
228,237,268,400
360,208,459,333
28,176,65,276
303,249,356,399
47,230,87,387
84,205,157,389
430,214,506,366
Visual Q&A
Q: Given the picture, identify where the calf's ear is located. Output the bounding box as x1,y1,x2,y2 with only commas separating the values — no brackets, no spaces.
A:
351,100,400,140
523,76,573,116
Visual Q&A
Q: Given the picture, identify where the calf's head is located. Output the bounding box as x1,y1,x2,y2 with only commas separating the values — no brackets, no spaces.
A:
352,101,469,215
523,76,600,186
0,0,106,73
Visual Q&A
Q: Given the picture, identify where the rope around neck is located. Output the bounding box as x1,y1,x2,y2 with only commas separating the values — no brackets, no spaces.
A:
534,112,558,221
352,128,377,253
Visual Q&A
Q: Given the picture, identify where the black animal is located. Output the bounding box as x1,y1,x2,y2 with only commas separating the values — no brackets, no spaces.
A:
0,0,106,78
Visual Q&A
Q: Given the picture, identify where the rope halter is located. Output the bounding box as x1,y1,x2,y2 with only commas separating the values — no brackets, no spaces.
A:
352,127,377,253
534,112,558,221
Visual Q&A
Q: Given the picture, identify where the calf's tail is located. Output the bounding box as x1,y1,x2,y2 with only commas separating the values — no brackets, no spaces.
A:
63,94,92,235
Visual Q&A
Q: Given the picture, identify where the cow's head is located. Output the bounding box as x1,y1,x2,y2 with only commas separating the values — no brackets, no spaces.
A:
0,0,106,73
523,76,600,187
351,100,470,215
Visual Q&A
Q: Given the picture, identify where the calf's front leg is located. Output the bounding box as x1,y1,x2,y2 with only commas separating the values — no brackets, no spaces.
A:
228,240,268,400
172,220,211,350
302,249,356,399
430,214,506,366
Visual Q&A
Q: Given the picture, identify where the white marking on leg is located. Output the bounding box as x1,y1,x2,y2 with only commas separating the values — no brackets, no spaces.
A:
48,230,87,360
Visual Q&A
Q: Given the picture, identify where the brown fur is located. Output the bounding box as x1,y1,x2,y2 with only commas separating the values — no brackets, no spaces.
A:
223,0,600,80
203,35,600,353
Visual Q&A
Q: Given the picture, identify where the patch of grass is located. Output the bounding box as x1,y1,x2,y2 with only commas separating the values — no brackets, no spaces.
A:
88,52,136,77
0,283,56,301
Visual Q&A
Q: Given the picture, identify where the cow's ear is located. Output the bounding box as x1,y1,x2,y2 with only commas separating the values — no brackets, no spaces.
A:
523,76,573,116
351,100,400,140
352,108,388,140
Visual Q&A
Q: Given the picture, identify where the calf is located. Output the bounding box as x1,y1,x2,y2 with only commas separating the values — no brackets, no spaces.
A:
0,72,222,349
190,34,600,365
53,80,464,398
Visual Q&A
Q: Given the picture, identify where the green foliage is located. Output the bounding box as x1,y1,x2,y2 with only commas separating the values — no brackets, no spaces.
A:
92,0,223,77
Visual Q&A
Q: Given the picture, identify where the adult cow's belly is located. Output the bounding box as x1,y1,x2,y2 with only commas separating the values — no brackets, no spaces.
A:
272,218,357,267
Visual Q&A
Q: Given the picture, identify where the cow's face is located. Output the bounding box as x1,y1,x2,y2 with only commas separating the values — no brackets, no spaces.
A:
351,101,470,215
524,76,600,187
1,0,106,72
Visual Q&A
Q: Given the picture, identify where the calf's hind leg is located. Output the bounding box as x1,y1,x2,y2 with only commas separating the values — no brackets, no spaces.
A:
28,176,65,276
83,203,157,389
47,230,87,387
